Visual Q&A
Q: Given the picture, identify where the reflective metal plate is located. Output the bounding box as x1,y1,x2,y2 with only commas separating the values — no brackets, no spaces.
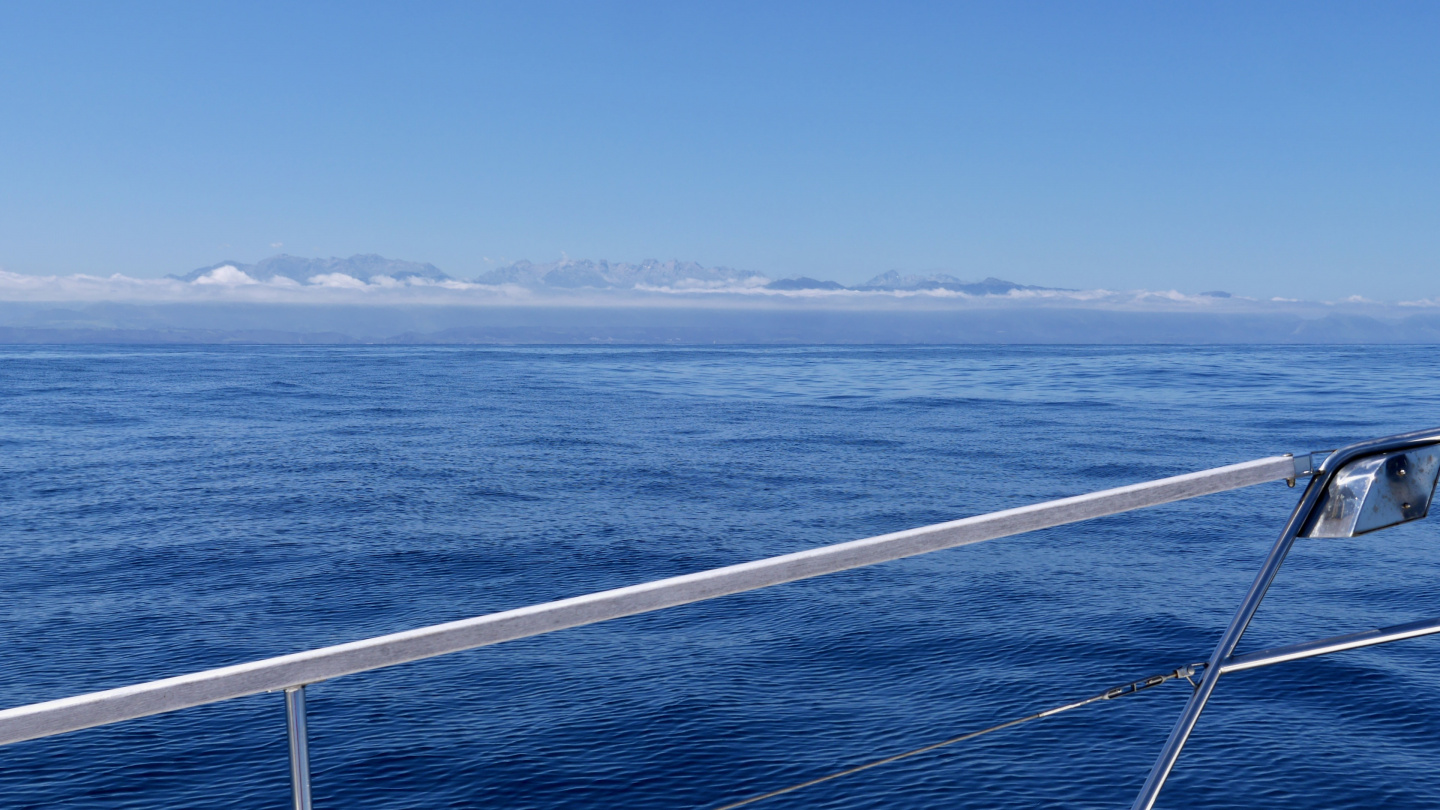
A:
1302,444,1440,538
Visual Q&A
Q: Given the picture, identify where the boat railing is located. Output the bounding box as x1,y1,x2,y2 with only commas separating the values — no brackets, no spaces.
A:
2,429,1437,810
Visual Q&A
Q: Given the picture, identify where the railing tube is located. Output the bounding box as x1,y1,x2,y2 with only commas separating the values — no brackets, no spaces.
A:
285,686,313,810
0,455,1298,749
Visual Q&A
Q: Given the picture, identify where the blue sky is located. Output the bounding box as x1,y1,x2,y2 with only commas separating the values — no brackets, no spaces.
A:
1,1,1436,299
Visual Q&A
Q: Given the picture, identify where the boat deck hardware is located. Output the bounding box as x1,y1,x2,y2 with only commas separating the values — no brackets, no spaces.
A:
1133,427,1440,810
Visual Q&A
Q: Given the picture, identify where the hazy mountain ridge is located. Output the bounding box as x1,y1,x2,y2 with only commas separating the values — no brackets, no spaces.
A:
475,258,769,290
168,254,1056,295
477,259,1054,294
848,271,1059,294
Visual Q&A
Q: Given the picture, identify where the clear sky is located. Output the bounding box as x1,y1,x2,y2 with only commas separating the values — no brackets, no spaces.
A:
1,1,1436,300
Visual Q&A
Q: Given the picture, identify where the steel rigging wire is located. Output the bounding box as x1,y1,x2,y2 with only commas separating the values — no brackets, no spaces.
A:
707,663,1206,810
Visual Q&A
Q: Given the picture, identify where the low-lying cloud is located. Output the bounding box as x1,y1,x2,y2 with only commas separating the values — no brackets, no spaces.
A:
2,254,1438,345
2,257,1434,314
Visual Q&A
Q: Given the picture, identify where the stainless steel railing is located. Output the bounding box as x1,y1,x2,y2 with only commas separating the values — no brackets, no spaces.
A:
1131,426,1440,810
0,452,1309,807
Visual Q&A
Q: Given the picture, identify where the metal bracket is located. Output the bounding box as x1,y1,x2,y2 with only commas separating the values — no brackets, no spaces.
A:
1287,451,1332,487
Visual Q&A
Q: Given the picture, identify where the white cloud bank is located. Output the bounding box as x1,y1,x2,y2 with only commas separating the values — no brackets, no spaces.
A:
0,265,1434,316
0,267,532,304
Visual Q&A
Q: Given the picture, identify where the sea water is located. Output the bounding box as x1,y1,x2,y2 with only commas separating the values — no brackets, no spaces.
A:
1,345,1437,809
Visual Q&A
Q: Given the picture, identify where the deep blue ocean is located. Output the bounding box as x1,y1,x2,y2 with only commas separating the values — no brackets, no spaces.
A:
2,345,1438,809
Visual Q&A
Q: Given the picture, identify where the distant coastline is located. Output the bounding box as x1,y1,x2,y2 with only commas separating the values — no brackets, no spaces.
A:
2,254,1437,344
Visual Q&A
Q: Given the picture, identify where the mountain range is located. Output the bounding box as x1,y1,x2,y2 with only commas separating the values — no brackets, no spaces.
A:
173,254,1063,295
4,253,1433,344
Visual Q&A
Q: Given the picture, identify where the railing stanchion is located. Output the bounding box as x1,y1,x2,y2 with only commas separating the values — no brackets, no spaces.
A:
285,686,313,810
